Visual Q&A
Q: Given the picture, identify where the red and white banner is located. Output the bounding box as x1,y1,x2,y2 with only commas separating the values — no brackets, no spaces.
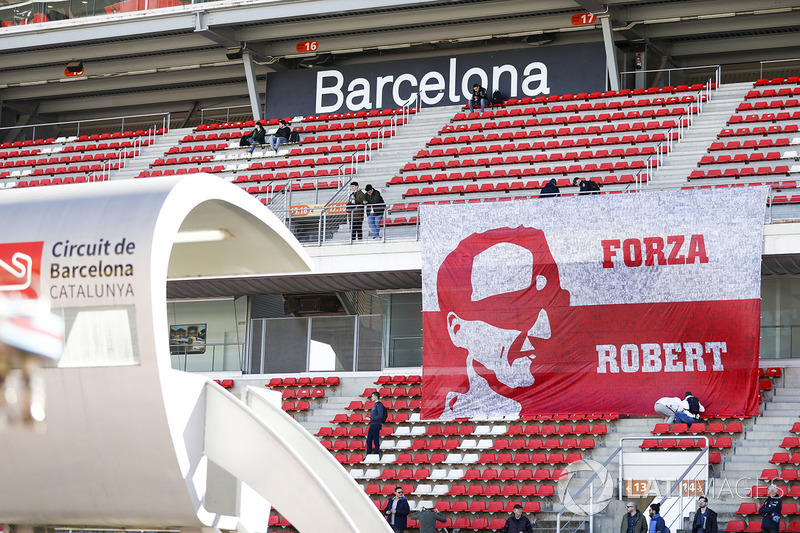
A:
421,188,766,419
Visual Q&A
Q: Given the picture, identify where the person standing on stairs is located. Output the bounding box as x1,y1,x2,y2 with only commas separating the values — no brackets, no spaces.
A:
366,391,386,455
620,501,648,533
691,496,718,533
759,484,783,532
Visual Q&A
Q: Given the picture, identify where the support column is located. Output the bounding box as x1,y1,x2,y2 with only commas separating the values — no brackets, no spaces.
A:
600,15,619,92
242,51,262,122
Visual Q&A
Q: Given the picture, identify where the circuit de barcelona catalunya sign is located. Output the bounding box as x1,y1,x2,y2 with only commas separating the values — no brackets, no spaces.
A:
420,188,766,420
265,44,605,117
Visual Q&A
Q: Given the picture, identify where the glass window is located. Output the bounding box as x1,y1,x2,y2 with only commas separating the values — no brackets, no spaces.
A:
57,306,138,367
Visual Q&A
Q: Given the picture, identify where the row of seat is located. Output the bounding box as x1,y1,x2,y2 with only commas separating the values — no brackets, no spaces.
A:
738,501,800,514
414,145,659,160
755,76,800,86
640,436,733,448
15,175,110,187
334,451,584,466
441,117,687,135
710,139,792,150
737,99,800,111
699,152,786,165
728,112,800,124
281,388,325,399
747,88,800,99
689,166,792,179
726,520,798,532
357,466,565,482
720,125,798,137
455,96,699,121
361,386,422,398
324,437,596,452
267,376,340,388
651,422,744,434
428,130,674,147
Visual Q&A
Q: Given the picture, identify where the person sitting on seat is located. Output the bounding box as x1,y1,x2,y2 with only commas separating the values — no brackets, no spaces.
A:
242,122,266,154
468,83,490,114
269,119,291,151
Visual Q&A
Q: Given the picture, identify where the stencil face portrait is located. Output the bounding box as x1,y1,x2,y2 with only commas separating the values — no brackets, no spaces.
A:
437,227,570,412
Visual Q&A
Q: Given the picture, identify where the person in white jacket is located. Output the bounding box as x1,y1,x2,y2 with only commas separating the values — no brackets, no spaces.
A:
654,396,683,425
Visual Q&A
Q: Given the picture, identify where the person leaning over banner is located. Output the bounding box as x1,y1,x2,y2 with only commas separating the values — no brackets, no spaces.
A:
674,391,705,425
654,396,683,425
648,503,668,533
409,504,446,533
573,177,602,194
364,184,385,239
692,496,718,533
759,484,783,532
621,501,648,533
503,504,533,533
540,178,561,198
366,391,386,455
383,486,410,533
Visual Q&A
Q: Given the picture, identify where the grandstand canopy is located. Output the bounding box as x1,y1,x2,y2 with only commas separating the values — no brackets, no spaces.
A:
1,0,800,129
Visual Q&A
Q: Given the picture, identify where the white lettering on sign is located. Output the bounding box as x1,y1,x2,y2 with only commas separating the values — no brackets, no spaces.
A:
314,57,551,113
596,342,726,373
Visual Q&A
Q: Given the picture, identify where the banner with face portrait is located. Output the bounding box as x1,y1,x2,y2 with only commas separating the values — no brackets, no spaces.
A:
420,188,767,420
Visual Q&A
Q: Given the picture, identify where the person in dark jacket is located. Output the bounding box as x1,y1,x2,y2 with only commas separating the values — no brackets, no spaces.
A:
503,504,533,533
540,178,561,198
409,505,446,533
649,503,668,533
620,501,648,533
759,484,782,532
346,181,367,241
691,496,718,533
383,486,410,533
269,119,291,151
243,122,266,153
366,391,385,455
573,177,602,194
468,83,490,114
364,184,385,239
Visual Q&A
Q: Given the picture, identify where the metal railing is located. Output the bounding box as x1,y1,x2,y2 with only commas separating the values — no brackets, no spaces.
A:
199,105,254,125
555,446,623,533
170,342,245,372
619,65,722,91
0,112,170,142
759,58,800,80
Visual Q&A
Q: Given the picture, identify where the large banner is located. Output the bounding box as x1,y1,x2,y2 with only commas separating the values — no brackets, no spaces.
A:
421,188,766,419
265,44,605,118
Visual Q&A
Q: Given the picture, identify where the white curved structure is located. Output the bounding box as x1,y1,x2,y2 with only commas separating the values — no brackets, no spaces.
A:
0,175,391,533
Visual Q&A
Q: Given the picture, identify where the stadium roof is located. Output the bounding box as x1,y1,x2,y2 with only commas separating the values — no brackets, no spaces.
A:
1,0,799,130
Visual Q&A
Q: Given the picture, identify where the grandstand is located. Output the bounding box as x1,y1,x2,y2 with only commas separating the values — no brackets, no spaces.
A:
2,1,800,533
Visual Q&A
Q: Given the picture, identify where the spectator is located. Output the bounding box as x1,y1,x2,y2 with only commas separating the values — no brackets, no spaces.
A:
692,496,718,533
573,177,602,194
269,119,291,151
759,484,782,532
383,486,410,533
366,391,385,455
502,503,533,533
540,178,561,198
242,122,266,154
409,505,446,533
648,503,668,533
654,396,683,425
346,182,366,241
468,83,490,114
621,501,648,533
364,184,385,239
674,391,705,425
